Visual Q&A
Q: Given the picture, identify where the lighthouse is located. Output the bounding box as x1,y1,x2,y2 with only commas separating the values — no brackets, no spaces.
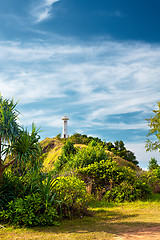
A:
62,115,69,138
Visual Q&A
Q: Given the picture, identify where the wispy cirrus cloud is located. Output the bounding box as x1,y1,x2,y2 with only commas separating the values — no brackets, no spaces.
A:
0,39,160,134
30,0,60,23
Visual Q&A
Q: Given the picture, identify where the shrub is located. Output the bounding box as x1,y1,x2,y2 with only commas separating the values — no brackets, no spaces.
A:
72,141,109,169
142,169,160,193
0,172,67,226
104,180,151,202
0,193,58,226
52,176,90,216
77,160,152,202
54,141,77,174
77,160,116,194
0,169,46,210
77,160,134,195
0,172,25,210
61,140,77,156
148,158,159,170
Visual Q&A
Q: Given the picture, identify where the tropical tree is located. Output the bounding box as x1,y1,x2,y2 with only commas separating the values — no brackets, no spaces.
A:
146,101,160,151
112,141,139,166
11,124,42,175
0,96,20,182
148,158,159,171
0,96,42,182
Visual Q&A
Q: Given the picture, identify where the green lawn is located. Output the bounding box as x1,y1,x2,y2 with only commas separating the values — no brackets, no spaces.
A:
1,195,160,240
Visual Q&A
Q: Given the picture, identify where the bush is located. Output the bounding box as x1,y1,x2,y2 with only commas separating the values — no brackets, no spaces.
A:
0,172,25,210
52,176,90,216
54,141,77,174
72,141,109,169
77,160,152,202
148,158,159,171
104,180,151,202
77,160,116,195
0,193,58,226
0,170,46,211
142,169,160,193
0,171,61,226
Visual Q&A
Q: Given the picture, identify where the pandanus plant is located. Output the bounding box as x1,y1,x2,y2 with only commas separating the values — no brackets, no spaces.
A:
0,96,20,182
0,96,41,183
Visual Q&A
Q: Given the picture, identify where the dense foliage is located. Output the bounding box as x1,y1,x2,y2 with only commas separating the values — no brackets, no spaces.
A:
0,171,90,226
148,157,160,171
0,96,42,183
110,140,139,166
77,160,151,202
146,101,160,151
54,140,109,174
139,159,160,194
68,133,138,166
1,193,58,226
52,176,90,217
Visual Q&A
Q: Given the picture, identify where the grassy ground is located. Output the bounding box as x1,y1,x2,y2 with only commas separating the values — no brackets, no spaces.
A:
1,195,160,240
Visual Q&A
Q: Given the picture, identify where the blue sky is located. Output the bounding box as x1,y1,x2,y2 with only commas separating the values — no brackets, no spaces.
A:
0,0,160,168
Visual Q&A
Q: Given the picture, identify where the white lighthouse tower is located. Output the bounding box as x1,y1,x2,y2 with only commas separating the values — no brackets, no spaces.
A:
62,115,69,138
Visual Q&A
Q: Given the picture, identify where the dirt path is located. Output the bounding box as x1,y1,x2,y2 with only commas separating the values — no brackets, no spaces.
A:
114,226,160,240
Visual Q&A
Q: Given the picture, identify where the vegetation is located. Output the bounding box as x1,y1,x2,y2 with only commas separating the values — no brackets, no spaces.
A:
0,96,160,232
1,196,160,239
40,137,63,171
148,157,160,170
0,97,20,182
110,140,139,166
69,133,139,166
77,160,151,202
52,176,90,217
0,96,42,183
146,101,160,151
0,192,58,227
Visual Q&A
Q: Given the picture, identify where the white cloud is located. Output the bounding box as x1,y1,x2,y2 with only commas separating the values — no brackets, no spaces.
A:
1,38,158,170
30,0,60,23
0,39,160,134
20,110,62,128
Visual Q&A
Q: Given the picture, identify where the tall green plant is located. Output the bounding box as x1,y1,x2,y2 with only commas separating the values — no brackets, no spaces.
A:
11,124,42,175
0,96,20,182
37,173,57,210
0,96,42,182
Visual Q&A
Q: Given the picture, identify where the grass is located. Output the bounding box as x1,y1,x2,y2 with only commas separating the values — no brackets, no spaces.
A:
1,194,160,240
40,138,139,173
40,137,63,172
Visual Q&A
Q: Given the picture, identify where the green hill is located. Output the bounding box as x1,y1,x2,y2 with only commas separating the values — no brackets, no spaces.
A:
40,137,140,172
40,137,63,171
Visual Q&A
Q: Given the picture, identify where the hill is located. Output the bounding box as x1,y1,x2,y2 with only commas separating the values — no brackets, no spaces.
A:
40,137,140,172
40,137,63,171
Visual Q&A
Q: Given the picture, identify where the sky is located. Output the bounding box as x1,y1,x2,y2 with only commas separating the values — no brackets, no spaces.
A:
0,0,160,169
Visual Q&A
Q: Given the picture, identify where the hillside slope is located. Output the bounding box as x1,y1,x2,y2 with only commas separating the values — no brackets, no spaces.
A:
40,137,63,171
40,137,140,172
